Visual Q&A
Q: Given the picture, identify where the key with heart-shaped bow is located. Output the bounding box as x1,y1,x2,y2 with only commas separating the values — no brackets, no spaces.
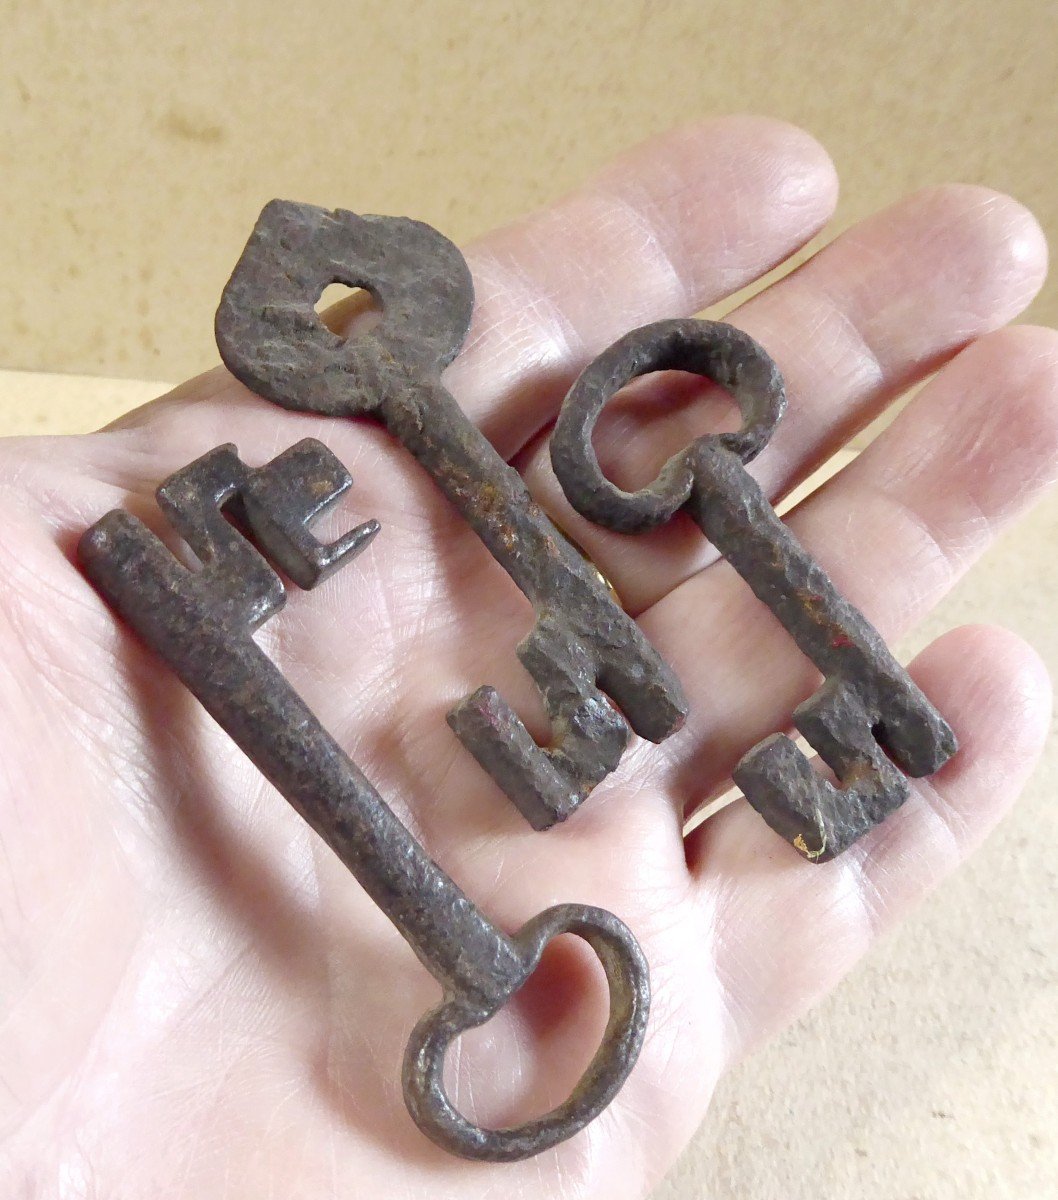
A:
213,201,687,829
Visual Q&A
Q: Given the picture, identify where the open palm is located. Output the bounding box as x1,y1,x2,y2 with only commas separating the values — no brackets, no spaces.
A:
2,117,1054,1199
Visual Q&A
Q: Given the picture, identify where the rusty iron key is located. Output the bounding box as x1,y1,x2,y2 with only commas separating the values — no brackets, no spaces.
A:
213,201,687,829
551,319,958,862
78,438,649,1162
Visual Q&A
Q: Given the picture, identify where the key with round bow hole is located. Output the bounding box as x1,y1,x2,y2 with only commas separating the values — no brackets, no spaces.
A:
78,437,649,1161
213,200,687,830
550,319,957,862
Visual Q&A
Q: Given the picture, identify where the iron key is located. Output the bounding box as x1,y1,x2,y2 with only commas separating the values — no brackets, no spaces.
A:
79,438,649,1161
213,200,687,828
551,319,957,862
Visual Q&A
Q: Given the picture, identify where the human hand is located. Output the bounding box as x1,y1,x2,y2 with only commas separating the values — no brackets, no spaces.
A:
2,116,1053,1198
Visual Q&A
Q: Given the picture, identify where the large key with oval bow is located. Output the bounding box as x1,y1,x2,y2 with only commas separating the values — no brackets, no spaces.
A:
79,438,649,1161
551,319,957,861
213,201,687,829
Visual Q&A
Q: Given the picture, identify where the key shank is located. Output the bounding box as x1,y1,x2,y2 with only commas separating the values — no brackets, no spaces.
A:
79,441,523,1006
688,440,957,859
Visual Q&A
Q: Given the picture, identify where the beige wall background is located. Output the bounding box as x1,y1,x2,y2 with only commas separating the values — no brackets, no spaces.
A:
3,0,1058,381
3,2,1057,1198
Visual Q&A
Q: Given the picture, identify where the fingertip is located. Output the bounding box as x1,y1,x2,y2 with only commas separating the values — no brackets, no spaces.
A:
596,115,840,286
862,323,1058,565
928,182,1048,273
892,183,1048,320
943,323,1058,461
914,623,1052,801
709,114,841,208
606,115,839,205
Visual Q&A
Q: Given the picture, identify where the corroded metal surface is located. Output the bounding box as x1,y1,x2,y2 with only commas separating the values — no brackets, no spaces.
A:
78,439,649,1161
551,319,958,861
214,201,687,828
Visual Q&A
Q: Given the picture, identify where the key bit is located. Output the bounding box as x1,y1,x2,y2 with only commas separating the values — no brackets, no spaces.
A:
78,438,649,1161
550,318,958,862
213,200,688,828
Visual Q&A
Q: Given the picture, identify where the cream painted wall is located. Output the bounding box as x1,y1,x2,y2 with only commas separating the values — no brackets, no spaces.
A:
2,0,1057,381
